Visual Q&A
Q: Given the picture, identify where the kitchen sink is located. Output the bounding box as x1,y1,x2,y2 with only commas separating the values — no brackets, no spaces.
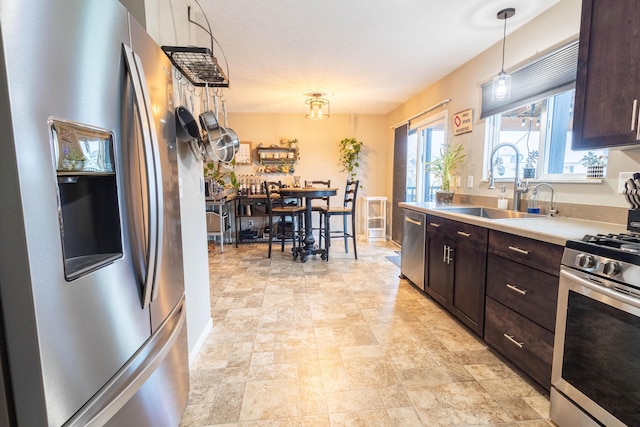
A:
437,206,541,219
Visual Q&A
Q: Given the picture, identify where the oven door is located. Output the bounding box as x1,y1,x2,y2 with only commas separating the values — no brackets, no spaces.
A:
552,267,640,427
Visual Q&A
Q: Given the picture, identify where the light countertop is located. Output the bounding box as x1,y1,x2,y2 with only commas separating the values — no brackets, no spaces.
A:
400,202,627,246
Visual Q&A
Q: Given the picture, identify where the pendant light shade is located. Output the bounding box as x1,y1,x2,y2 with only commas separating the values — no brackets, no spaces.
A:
492,8,515,102
305,93,330,120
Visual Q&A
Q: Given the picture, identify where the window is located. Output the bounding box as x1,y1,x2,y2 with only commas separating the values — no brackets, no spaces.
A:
482,40,607,182
485,88,607,181
406,113,447,202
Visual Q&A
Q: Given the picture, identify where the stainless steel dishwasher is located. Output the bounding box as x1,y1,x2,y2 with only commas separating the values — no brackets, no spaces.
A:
400,209,426,290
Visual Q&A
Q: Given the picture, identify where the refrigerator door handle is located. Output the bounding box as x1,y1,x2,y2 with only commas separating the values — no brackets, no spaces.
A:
123,45,164,308
63,297,186,426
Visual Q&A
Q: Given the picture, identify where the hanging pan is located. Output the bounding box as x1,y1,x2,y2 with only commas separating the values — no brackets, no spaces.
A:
175,84,206,160
219,99,240,155
199,84,231,163
175,106,200,142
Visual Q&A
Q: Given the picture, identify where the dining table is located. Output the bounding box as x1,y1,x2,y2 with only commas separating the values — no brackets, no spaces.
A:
278,186,338,262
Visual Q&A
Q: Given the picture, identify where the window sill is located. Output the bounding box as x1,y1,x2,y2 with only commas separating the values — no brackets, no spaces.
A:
482,177,605,185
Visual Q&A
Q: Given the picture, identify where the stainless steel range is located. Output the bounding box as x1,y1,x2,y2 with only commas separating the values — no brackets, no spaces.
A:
551,233,640,427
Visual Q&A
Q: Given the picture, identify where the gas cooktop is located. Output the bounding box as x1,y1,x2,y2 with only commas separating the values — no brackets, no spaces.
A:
568,233,640,258
564,233,640,287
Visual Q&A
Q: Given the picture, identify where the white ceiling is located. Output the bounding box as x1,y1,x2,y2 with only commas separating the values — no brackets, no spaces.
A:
195,0,560,115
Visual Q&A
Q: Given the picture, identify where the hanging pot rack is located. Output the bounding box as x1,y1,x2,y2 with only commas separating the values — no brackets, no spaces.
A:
161,46,229,88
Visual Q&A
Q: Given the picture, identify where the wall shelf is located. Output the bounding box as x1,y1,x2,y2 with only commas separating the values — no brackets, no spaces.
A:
257,147,298,173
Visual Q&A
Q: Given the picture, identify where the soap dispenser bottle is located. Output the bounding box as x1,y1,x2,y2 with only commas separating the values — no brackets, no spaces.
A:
497,185,508,209
527,193,540,214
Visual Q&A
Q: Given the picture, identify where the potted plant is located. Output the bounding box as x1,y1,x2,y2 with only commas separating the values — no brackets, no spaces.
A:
493,156,505,176
204,159,239,194
581,151,607,178
338,137,363,182
523,150,538,178
426,143,466,204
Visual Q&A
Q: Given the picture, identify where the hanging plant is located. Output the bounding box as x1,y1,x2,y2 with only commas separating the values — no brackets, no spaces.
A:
338,137,363,182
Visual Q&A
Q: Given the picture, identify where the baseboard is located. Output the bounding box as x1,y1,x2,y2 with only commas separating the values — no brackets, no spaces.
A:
188,317,213,366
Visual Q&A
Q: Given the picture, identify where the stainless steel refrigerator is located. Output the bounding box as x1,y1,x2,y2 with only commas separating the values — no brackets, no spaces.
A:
0,1,189,425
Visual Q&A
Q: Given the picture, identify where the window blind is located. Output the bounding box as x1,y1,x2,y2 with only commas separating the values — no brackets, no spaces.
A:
480,40,579,119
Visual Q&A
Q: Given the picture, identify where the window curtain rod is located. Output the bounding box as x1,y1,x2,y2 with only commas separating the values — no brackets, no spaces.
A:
391,98,451,129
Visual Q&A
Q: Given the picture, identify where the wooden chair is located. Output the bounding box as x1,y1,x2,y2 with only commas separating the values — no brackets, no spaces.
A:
304,179,331,247
263,181,305,258
320,180,359,261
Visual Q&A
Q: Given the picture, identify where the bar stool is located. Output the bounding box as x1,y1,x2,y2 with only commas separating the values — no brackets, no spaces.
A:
320,180,359,261
263,181,305,258
304,179,331,247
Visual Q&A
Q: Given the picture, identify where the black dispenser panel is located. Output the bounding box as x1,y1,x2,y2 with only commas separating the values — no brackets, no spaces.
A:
50,119,123,280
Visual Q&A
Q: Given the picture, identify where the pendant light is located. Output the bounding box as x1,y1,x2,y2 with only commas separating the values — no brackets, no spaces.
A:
492,8,515,101
305,93,330,120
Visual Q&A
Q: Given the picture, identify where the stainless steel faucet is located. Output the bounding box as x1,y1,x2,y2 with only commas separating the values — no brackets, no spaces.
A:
532,182,558,216
489,143,528,212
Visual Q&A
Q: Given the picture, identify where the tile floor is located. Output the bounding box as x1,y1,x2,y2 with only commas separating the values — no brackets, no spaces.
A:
180,240,552,426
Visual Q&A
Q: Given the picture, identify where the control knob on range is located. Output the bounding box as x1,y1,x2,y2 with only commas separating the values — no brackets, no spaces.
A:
602,260,621,276
576,253,596,269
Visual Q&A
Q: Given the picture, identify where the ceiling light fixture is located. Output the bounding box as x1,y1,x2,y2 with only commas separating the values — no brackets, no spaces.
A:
305,93,330,120
492,7,515,102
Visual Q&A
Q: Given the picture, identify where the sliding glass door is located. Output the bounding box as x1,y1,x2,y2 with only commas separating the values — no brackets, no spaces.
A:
406,113,446,202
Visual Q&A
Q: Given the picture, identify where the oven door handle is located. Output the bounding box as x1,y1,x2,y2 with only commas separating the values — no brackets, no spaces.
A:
560,268,640,310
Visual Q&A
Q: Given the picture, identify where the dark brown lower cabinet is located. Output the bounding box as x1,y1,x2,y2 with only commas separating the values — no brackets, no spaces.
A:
485,230,562,391
426,216,487,336
484,297,554,390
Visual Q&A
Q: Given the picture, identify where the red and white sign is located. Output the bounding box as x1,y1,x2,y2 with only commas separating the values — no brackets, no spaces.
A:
453,109,473,136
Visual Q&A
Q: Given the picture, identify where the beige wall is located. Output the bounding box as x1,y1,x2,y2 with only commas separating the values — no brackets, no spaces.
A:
385,0,640,219
227,112,389,234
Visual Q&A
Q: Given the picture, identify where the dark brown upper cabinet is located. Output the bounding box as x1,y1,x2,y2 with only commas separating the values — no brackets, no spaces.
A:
572,0,640,150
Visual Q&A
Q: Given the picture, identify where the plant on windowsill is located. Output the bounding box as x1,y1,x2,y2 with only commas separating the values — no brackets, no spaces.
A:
524,150,538,179
338,137,363,183
493,156,506,176
581,151,607,178
426,143,466,204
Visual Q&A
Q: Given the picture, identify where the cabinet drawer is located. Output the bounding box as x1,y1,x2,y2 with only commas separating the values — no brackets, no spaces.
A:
485,297,554,391
488,230,563,276
426,215,488,251
426,215,452,235
452,221,487,251
486,254,558,332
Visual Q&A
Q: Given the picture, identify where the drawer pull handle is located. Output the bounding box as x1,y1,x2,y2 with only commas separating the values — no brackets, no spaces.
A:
506,283,528,295
429,222,441,228
503,334,524,348
405,218,422,226
632,99,638,131
457,231,471,237
508,245,529,255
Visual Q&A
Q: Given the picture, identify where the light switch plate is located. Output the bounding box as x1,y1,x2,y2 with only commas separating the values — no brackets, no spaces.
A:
467,176,473,188
619,172,634,193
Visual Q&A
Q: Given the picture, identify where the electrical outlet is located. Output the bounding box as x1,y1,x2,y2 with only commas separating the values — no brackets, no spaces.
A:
467,175,474,188
248,220,254,227
619,172,634,193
